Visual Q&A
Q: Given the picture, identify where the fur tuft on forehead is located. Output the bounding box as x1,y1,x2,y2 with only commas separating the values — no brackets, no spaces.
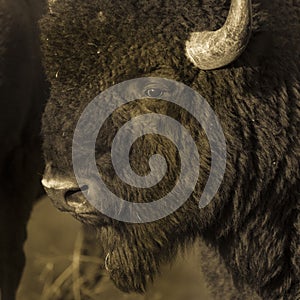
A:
40,0,299,298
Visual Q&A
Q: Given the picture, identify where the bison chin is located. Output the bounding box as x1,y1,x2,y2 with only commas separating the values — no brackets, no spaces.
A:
96,222,186,293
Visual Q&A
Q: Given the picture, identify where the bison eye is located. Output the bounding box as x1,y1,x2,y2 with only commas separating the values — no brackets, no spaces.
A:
145,87,164,98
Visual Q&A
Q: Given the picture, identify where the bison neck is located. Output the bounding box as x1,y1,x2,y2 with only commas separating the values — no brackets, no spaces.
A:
202,178,299,299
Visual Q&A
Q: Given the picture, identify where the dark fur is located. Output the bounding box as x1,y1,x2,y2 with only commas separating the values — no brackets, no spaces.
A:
0,0,47,298
40,0,300,299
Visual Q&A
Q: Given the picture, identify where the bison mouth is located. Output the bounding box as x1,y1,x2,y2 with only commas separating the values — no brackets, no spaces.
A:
42,175,187,293
70,211,113,227
70,207,181,293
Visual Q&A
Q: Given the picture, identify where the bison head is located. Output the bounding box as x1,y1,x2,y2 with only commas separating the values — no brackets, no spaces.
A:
39,0,300,297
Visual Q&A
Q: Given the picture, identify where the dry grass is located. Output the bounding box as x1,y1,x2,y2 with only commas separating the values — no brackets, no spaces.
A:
18,198,213,300
37,232,108,300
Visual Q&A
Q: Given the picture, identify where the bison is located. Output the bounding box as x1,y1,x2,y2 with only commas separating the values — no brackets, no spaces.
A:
0,0,47,299
40,0,299,299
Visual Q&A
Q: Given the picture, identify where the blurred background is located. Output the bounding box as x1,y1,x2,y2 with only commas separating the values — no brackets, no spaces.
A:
17,197,213,300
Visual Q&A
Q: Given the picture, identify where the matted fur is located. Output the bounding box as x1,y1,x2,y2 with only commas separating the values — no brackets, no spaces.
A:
40,1,300,299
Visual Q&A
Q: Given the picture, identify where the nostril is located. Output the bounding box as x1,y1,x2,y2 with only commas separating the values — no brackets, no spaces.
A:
64,185,88,198
64,185,89,208
64,189,80,199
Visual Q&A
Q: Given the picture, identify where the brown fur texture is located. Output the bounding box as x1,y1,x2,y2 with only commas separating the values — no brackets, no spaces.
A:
40,1,300,299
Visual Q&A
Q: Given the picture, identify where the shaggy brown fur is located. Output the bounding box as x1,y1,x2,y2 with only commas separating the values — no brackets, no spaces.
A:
40,1,300,299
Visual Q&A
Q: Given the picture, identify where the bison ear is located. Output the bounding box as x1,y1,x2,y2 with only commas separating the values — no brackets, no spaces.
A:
186,0,252,70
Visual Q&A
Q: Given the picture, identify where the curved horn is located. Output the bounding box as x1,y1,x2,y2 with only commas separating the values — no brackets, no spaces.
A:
186,0,252,70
